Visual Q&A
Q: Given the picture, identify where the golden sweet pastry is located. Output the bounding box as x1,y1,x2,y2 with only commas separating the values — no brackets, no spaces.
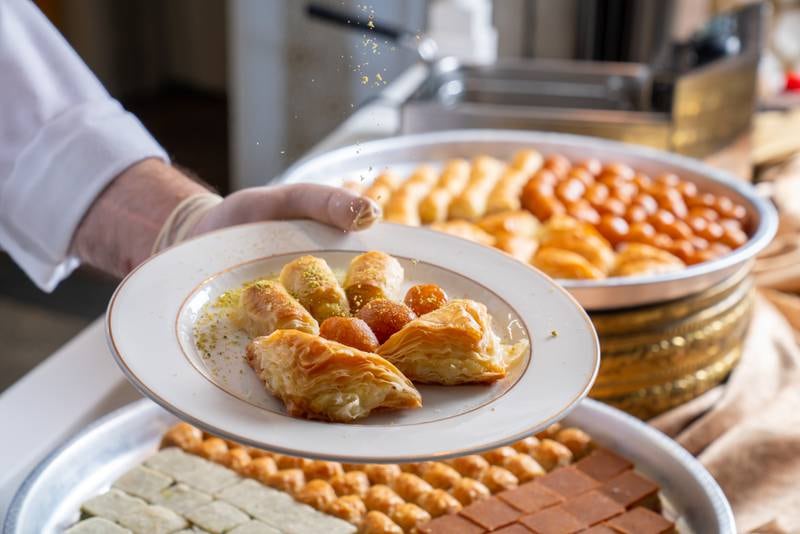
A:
510,149,543,173
360,510,404,534
407,164,439,187
374,170,403,190
364,484,405,515
265,468,305,495
611,243,685,277
319,317,380,353
487,169,530,214
503,453,545,482
403,284,448,317
480,465,518,493
327,494,367,524
377,299,527,385
450,477,491,506
363,464,402,486
344,251,404,312
477,210,540,238
279,255,349,322
417,488,463,517
482,446,517,465
330,471,370,498
531,438,574,471
233,280,319,337
246,330,421,422
532,247,605,280
448,455,490,479
421,463,462,490
384,192,422,226
194,437,228,462
295,479,337,510
449,186,494,220
364,182,392,208
220,448,251,472
512,436,541,455
392,473,433,503
539,215,615,272
302,460,344,481
356,299,417,344
556,427,593,459
160,422,203,450
429,221,496,247
438,159,471,193
494,233,539,263
390,503,431,533
419,187,453,224
243,456,278,483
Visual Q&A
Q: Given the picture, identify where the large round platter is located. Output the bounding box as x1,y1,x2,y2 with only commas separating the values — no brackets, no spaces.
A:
282,129,778,310
5,398,735,533
105,220,599,462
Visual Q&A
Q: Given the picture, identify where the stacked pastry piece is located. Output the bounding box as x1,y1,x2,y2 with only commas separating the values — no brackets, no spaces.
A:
344,150,751,280
227,251,525,423
66,421,676,533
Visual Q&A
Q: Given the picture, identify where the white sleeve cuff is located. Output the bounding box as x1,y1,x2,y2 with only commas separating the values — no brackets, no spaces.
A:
0,98,168,292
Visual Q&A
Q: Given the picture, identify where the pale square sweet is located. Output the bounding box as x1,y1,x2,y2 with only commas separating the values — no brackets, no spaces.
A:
145,448,240,494
174,528,212,533
81,489,148,522
185,500,249,534
65,517,133,534
228,521,282,534
113,466,174,502
154,483,213,515
278,505,356,534
118,504,188,534
216,479,293,518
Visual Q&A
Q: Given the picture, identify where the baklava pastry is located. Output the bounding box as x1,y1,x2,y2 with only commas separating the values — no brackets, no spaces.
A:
611,243,684,277
494,233,539,263
343,251,404,312
532,248,605,280
279,255,349,322
373,170,403,190
429,220,496,247
449,186,494,220
383,192,422,226
377,299,527,385
233,280,319,337
364,182,392,208
419,187,453,224
438,159,471,193
511,149,544,174
246,330,421,422
539,215,615,272
477,210,540,238
487,169,530,214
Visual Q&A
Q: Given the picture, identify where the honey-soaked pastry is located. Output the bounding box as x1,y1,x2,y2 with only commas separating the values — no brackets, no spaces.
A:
265,468,305,495
377,299,527,385
556,427,593,459
320,317,380,353
482,446,518,465
246,330,421,422
392,473,434,502
449,186,496,220
220,447,251,473
510,148,544,174
327,494,367,524
477,210,540,238
243,456,278,483
303,459,345,480
390,502,432,533
384,192,422,226
344,251,404,312
512,436,541,454
406,164,439,187
331,470,371,498
494,233,538,263
417,488,463,517
365,182,392,208
487,169,531,214
364,484,405,514
611,243,684,277
356,300,417,344
532,247,605,280
438,159,471,193
360,510,404,534
503,453,546,482
532,438,574,471
233,280,319,337
539,215,615,272
450,477,491,506
422,462,462,490
295,478,338,510
419,187,454,224
161,422,203,451
274,454,311,470
448,455,490,479
194,437,228,462
480,465,518,493
374,170,403,190
429,220,496,247
364,464,403,485
403,461,435,476
471,155,506,182
403,284,448,317
279,255,349,321
536,423,562,440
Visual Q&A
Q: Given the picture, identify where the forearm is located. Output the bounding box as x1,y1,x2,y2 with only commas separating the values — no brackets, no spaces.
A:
73,159,208,278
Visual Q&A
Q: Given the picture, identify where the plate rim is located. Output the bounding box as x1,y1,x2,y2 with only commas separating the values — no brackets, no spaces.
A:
104,220,600,462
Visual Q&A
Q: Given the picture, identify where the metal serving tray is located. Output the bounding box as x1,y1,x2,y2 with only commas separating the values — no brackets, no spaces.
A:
281,129,777,311
5,398,735,533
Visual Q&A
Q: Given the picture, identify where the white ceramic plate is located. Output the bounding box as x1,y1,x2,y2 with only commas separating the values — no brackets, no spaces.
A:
106,220,599,462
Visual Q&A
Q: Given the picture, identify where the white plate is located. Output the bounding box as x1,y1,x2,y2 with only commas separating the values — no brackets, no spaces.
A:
5,398,735,533
106,220,599,462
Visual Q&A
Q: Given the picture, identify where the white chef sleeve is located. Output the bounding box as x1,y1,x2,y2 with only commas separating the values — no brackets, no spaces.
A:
0,0,169,291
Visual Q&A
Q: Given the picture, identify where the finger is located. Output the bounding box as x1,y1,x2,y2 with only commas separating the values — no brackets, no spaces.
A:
278,184,381,231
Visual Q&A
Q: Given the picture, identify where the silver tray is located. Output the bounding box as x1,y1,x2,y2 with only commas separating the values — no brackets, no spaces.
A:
281,129,777,310
5,398,735,533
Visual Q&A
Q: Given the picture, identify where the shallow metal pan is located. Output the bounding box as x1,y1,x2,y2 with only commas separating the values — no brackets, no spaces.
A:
4,398,735,533
281,129,777,310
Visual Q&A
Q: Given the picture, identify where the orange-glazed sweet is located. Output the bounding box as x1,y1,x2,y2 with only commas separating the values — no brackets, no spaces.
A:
319,317,380,352
356,300,417,344
404,284,448,317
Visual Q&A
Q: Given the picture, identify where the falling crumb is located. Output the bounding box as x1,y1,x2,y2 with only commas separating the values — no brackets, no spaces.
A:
361,75,369,85
367,20,375,29
550,329,559,337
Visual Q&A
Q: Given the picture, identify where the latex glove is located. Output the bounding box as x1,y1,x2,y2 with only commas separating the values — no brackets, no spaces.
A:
189,184,381,238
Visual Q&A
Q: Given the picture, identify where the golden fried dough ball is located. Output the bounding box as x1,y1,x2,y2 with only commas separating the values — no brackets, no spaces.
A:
243,456,278,483
194,437,228,462
161,422,203,450
421,462,462,490
392,473,434,502
531,439,574,471
417,488,462,517
359,510,403,534
450,477,491,506
364,464,402,485
303,460,345,481
364,484,405,515
356,300,417,344
327,494,367,525
503,453,545,482
266,468,305,495
482,446,518,465
274,454,310,470
295,479,337,510
480,465,519,493
556,427,593,459
512,436,541,454
390,503,431,533
319,317,380,353
331,471,371,498
220,447,251,473
403,284,448,317
448,455,490,479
